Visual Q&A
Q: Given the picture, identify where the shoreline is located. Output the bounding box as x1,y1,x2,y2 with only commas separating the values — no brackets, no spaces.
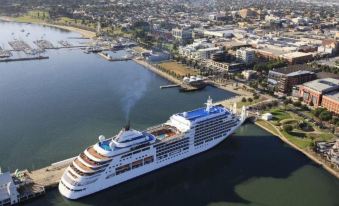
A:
132,58,183,85
255,120,339,179
0,16,96,39
133,58,247,96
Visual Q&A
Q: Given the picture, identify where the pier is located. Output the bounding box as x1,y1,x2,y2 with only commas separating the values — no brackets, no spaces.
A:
25,157,75,189
98,52,133,61
160,84,180,89
0,56,49,62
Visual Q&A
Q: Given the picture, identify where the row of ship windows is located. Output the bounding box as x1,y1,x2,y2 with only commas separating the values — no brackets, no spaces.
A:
197,115,228,124
194,129,231,144
64,171,98,187
154,138,189,149
196,118,232,129
195,128,230,140
156,144,189,157
195,125,232,137
194,128,230,141
196,120,236,132
121,147,150,159
157,149,189,163
157,146,189,160
156,140,189,154
119,153,149,163
196,121,234,133
105,156,155,178
195,123,237,136
60,180,86,192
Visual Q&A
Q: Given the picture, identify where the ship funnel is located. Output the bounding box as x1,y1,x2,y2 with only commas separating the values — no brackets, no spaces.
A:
124,120,131,131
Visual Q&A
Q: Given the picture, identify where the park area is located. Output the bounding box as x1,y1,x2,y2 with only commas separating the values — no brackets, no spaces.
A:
157,61,197,78
265,108,335,149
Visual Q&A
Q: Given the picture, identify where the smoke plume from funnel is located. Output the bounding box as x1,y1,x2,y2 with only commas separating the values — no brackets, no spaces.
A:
120,67,151,121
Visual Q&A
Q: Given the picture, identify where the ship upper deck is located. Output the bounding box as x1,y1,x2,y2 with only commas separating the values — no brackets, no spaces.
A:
178,105,227,121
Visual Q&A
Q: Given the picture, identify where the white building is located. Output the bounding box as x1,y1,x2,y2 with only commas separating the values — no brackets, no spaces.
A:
241,70,257,80
172,28,192,41
261,113,273,121
0,172,19,205
236,48,255,64
196,47,220,59
179,39,220,60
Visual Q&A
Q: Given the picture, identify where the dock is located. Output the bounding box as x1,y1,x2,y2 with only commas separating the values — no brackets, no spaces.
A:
25,157,75,189
0,56,49,62
98,52,133,61
34,40,54,50
160,84,180,89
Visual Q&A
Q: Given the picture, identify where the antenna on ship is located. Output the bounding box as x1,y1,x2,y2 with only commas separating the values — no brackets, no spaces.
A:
205,96,213,112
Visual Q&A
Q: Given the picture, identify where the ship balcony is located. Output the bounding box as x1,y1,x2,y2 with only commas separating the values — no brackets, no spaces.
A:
73,158,96,173
85,146,111,162
79,152,110,168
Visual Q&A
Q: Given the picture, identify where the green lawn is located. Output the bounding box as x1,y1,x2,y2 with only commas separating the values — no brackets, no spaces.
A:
282,131,313,149
13,10,49,23
237,98,264,108
256,120,279,136
270,109,291,121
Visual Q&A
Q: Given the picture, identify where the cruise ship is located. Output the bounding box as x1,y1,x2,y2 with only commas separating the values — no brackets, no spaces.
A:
59,97,247,199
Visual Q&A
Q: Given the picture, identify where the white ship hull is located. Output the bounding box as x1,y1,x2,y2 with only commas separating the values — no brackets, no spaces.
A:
59,121,242,199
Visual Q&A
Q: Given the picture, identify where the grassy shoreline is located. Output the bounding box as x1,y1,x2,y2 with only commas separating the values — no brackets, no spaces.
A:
255,119,339,179
0,16,96,39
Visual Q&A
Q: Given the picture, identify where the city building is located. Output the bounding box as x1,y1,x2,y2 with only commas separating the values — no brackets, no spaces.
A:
279,52,313,64
206,60,244,73
298,78,339,111
318,39,339,55
171,28,192,41
321,91,339,114
179,40,220,60
196,47,221,59
242,70,257,80
268,67,316,94
239,8,258,19
236,48,255,64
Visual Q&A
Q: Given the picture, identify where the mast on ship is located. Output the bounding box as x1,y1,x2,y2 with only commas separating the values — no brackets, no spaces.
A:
205,96,213,112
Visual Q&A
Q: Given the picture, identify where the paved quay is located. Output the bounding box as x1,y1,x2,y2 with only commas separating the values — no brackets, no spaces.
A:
24,157,75,189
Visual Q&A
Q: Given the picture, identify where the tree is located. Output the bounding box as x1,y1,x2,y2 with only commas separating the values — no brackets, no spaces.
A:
242,97,247,102
312,108,325,117
283,124,293,132
293,101,301,107
248,98,253,102
319,110,332,121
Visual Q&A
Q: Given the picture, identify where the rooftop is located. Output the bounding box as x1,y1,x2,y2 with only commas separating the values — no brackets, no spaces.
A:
323,90,339,102
270,64,315,75
179,105,227,121
279,51,312,59
303,78,339,93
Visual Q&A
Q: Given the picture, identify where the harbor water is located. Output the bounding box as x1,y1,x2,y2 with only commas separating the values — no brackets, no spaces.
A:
0,22,338,206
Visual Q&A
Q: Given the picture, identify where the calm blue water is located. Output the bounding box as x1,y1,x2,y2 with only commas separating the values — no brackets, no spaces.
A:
0,22,338,206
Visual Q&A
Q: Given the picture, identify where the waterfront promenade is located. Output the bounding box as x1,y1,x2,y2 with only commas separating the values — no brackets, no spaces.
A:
255,119,339,179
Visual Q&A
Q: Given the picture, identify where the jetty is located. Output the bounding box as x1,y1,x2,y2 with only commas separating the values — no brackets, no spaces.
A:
0,56,49,62
98,52,133,61
160,84,180,89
